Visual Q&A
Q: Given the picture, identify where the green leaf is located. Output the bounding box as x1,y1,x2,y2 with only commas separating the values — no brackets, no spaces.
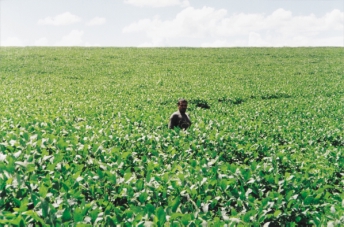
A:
39,184,48,197
124,172,132,182
243,210,256,223
18,197,29,212
136,179,144,191
139,192,148,203
74,207,84,222
121,152,131,160
90,209,100,223
24,210,46,226
62,208,72,222
170,196,180,212
156,207,166,226
219,179,228,191
304,196,314,205
274,210,282,217
97,168,104,178
108,173,117,184
26,164,36,173
57,139,68,150
145,203,155,216
181,214,191,226
41,199,49,218
9,215,26,227
23,132,29,141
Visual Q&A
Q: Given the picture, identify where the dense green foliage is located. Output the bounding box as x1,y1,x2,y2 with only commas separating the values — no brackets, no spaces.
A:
0,47,343,226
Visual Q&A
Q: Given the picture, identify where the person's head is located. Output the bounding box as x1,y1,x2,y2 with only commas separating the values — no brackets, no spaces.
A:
177,99,188,113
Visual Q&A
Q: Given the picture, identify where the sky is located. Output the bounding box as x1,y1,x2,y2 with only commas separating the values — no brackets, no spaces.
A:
1,0,343,47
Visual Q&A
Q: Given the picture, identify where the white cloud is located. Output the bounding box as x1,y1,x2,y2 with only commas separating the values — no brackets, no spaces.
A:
124,0,189,8
123,7,344,47
35,37,49,46
38,12,81,26
248,32,269,47
2,37,24,46
311,36,344,47
86,17,107,26
123,7,227,38
85,42,101,47
271,35,344,47
137,37,166,47
201,39,247,47
55,30,84,46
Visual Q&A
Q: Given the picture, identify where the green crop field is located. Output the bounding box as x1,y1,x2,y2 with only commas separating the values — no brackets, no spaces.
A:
0,47,343,226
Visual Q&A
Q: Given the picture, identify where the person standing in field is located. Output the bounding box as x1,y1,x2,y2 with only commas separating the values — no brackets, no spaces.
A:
169,99,192,130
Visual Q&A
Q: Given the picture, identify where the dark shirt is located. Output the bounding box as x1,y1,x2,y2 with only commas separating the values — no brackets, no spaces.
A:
168,111,191,129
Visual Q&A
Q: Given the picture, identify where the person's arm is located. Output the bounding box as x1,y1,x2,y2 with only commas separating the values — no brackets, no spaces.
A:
168,114,178,129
